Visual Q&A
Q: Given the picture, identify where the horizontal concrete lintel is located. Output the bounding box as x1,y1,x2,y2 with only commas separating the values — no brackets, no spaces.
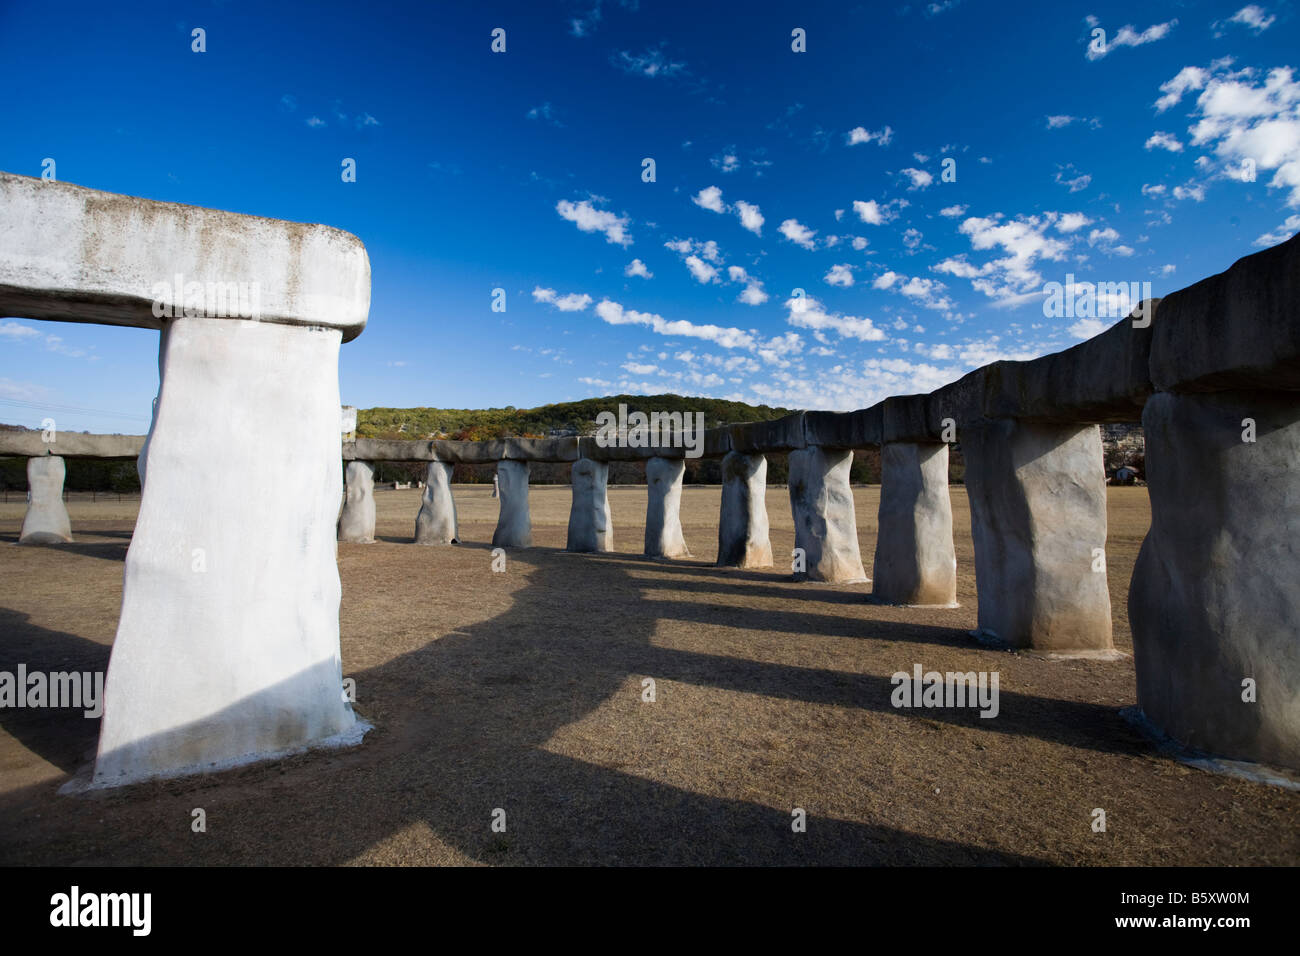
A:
0,172,371,342
0,430,145,459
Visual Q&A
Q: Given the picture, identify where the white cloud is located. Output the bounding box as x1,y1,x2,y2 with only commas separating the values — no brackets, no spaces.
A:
852,198,907,224
623,361,659,375
1141,183,1168,197
1068,318,1109,339
1088,227,1120,246
693,185,726,213
900,167,933,190
1167,64,1300,207
1145,131,1184,152
934,212,1070,304
902,228,923,250
1056,212,1092,232
625,258,653,279
305,116,326,128
1086,18,1177,61
728,201,761,236
612,46,686,78
556,199,632,246
784,295,886,341
1046,115,1076,128
779,218,817,249
684,255,718,284
1217,5,1275,36
1155,66,1210,112
846,125,894,146
851,236,869,250
824,264,854,287
1160,263,1177,275
595,299,756,349
711,152,740,173
0,321,41,341
1254,213,1300,246
939,204,968,218
1173,184,1206,201
532,286,592,311
664,238,693,255
1055,165,1092,192
873,271,900,290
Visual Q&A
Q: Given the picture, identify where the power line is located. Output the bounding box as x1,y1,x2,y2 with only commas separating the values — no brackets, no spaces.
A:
0,397,151,422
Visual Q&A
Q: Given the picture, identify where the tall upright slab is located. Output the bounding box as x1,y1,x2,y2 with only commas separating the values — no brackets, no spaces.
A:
492,460,532,548
716,451,772,568
645,456,690,558
787,446,866,583
414,461,458,545
872,442,956,606
567,459,612,553
962,419,1113,655
0,174,372,786
19,455,73,545
338,461,376,543
93,318,361,786
1130,391,1300,771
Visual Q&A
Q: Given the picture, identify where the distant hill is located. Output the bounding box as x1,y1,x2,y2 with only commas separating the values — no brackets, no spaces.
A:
356,394,793,441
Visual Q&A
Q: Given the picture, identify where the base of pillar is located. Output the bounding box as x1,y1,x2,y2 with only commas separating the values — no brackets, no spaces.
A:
1121,707,1300,792
64,718,372,793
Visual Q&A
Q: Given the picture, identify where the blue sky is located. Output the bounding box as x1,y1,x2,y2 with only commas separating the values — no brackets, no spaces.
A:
2,0,1298,432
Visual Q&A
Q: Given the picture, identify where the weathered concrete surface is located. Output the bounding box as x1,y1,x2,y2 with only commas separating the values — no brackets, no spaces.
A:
803,407,882,449
644,457,690,558
92,317,360,788
963,419,1114,654
491,473,499,498
985,304,1157,424
787,446,867,583
872,443,956,606
492,460,532,548
0,172,370,341
566,459,613,553
729,413,806,454
1130,390,1300,771
881,395,933,444
1150,232,1300,393
338,461,376,543
414,461,457,545
0,430,145,459
716,452,772,568
434,437,578,464
343,439,435,461
19,455,72,544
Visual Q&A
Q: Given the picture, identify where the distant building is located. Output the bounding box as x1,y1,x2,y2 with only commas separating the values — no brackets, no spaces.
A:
1114,466,1141,485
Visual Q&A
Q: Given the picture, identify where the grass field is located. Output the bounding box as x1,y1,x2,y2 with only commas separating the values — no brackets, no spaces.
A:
1,484,1296,865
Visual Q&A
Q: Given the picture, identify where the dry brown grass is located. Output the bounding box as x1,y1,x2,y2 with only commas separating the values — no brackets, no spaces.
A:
0,485,1296,866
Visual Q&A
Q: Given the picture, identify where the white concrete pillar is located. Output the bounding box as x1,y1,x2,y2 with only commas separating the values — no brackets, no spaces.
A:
414,461,457,545
962,419,1113,655
1130,390,1300,771
716,451,772,568
567,459,612,552
872,442,956,606
492,460,531,548
19,455,72,544
92,317,361,787
788,446,866,583
645,457,690,558
338,461,376,543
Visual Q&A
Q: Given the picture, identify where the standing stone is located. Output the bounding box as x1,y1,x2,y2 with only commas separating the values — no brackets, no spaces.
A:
492,460,532,548
338,461,376,543
491,473,499,498
414,461,458,545
872,443,956,606
567,459,612,552
716,451,772,568
93,317,360,787
19,455,72,545
963,419,1113,654
788,446,866,583
645,457,690,558
1130,390,1300,771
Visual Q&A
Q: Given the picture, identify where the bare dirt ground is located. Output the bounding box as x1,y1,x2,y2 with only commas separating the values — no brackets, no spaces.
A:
0,485,1296,866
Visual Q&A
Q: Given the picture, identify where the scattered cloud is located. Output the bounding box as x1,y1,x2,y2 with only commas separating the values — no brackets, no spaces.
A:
824,264,854,287
1145,131,1184,152
556,198,632,246
846,125,894,147
1085,16,1178,61
735,200,764,235
779,218,817,249
624,258,653,279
